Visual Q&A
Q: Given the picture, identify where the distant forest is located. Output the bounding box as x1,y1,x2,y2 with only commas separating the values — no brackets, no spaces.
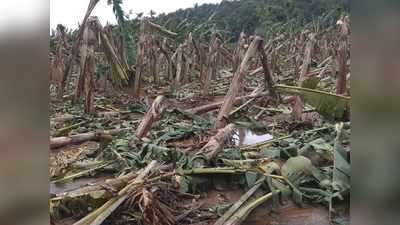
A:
50,0,350,63
154,0,350,41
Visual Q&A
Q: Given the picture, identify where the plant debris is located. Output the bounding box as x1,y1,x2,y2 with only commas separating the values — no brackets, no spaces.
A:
50,1,350,224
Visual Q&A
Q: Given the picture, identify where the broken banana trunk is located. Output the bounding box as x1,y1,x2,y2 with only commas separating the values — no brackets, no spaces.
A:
199,123,236,163
215,36,263,129
135,96,166,138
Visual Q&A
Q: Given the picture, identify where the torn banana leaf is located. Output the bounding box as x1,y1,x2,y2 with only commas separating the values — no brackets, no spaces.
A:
275,85,350,119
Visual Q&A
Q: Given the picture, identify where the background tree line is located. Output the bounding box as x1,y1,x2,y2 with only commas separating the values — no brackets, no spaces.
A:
50,0,350,66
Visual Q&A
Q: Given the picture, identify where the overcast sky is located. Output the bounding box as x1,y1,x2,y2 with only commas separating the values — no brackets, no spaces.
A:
50,0,222,30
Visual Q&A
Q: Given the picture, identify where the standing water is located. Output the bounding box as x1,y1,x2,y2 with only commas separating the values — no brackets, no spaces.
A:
232,128,273,146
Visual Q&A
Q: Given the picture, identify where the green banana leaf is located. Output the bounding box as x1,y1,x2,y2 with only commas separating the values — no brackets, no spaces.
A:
275,85,350,119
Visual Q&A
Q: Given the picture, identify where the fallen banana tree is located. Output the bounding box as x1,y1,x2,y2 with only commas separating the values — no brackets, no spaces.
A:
50,129,124,149
51,161,114,184
73,160,159,225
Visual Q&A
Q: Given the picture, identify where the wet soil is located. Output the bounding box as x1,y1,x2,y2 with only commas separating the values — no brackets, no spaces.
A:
249,200,330,225
188,187,330,225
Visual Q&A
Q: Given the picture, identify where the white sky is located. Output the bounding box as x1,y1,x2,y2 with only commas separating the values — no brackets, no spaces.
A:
50,0,222,30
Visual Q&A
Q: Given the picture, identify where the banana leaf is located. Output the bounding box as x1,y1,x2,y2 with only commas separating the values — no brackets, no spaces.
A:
275,85,350,119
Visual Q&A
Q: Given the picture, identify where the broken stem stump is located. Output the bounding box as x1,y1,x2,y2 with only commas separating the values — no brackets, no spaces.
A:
258,40,278,99
199,123,236,162
215,36,262,129
135,96,166,138
59,0,100,99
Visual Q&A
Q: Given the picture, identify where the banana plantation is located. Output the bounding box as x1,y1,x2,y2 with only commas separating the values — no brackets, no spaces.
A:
50,0,350,224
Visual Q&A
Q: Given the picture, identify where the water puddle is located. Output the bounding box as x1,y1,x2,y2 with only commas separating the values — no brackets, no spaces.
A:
232,128,273,146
